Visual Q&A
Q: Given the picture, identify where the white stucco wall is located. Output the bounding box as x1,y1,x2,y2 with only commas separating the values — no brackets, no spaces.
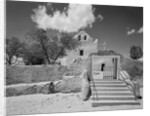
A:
59,31,98,65
91,55,120,79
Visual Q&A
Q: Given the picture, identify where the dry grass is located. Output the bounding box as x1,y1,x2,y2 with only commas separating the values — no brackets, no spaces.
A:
6,65,69,85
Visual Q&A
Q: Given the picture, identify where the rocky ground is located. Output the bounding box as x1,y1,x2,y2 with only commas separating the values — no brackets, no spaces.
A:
5,89,143,116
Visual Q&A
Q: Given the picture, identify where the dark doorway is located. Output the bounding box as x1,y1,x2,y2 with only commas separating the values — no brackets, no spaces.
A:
101,63,105,71
84,35,87,40
79,50,84,56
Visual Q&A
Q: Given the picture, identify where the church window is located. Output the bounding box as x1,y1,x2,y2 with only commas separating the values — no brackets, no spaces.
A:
79,49,84,56
84,35,87,40
78,35,81,41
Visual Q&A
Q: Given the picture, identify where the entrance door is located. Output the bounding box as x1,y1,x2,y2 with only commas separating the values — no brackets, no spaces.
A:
103,58,118,80
91,56,119,80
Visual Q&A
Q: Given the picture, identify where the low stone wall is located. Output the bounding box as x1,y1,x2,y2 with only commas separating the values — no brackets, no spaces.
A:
5,76,82,97
119,71,142,99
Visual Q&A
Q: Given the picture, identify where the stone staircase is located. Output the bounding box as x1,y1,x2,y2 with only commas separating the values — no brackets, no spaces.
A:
90,79,140,107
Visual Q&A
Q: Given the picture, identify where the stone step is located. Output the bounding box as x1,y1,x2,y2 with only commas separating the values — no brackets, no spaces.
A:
92,100,140,107
91,96,135,101
90,84,127,88
91,88,130,92
91,86,129,89
90,80,124,83
91,92,132,96
92,92,132,97
91,94,134,98
90,79,140,106
90,79,122,82
90,81,124,85
92,89,131,93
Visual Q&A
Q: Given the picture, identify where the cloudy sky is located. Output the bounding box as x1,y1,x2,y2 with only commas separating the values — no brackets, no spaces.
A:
6,0,143,57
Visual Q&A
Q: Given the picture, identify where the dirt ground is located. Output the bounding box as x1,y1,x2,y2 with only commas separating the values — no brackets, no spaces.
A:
5,89,143,116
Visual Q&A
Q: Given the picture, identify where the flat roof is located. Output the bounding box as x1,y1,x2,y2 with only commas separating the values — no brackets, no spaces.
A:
91,55,120,58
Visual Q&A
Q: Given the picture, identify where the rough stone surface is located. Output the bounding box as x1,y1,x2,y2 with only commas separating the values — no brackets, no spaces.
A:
81,69,91,101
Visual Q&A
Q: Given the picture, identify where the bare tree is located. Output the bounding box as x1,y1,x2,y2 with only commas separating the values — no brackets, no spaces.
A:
27,29,51,64
27,28,80,65
6,37,25,65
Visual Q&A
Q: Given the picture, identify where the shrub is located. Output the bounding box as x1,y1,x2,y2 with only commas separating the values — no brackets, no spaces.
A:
121,58,143,80
130,45,143,60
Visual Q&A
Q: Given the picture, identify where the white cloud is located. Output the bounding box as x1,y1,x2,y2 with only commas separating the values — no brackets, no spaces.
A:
97,14,103,21
127,26,143,36
31,4,99,33
137,27,143,33
127,29,136,36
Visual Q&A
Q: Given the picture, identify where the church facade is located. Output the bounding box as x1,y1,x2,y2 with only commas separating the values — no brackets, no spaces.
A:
59,31,98,65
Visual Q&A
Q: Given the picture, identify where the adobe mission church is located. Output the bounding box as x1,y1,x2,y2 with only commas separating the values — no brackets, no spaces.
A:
60,31,98,65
